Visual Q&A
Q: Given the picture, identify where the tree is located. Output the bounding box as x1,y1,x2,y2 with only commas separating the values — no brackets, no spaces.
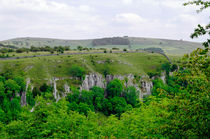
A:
110,97,128,116
123,86,139,107
0,108,6,123
32,87,41,98
77,46,83,51
69,65,86,80
14,76,25,92
5,79,20,98
80,90,94,106
67,90,80,104
91,86,104,110
0,82,6,102
40,83,51,92
57,46,64,54
10,98,21,120
0,76,5,82
106,79,123,98
103,64,111,77
184,0,210,53
26,90,35,107
102,98,113,116
78,103,91,115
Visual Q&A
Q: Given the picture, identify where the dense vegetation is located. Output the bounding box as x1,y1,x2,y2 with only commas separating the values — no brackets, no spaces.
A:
0,45,209,138
0,1,209,138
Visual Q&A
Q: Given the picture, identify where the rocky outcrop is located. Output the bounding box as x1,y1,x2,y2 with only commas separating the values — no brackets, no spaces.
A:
64,84,70,93
80,73,153,99
160,72,166,84
52,77,60,102
81,73,105,90
140,80,153,96
21,78,30,106
27,73,153,103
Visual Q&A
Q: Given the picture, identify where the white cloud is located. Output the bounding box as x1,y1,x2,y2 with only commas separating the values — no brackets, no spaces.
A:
122,0,133,5
179,14,198,23
79,5,93,12
115,13,145,25
0,0,208,41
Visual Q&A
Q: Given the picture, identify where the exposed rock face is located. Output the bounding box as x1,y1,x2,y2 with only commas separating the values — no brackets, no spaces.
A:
141,80,153,96
29,73,154,104
21,78,30,106
81,73,153,99
64,84,70,93
53,77,60,102
81,73,105,90
160,72,166,84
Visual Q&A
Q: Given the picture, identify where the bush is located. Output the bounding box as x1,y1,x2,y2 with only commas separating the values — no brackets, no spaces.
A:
69,65,86,80
110,97,128,116
123,86,139,107
40,83,51,92
171,64,178,72
106,79,123,98
32,87,41,98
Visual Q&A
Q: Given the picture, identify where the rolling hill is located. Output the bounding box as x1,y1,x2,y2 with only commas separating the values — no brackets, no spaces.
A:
0,37,202,54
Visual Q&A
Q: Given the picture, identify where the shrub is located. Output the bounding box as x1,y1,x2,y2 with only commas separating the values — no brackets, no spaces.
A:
106,79,123,98
103,65,111,77
69,65,86,80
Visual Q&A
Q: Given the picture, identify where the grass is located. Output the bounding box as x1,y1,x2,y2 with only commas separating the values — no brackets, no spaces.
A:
1,37,201,55
0,52,181,87
5,50,106,57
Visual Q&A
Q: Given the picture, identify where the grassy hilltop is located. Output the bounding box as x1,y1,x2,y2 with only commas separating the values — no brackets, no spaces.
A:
1,37,201,55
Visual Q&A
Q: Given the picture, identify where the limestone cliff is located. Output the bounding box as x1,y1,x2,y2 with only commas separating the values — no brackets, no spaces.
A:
80,73,153,99
28,73,154,103
21,78,30,106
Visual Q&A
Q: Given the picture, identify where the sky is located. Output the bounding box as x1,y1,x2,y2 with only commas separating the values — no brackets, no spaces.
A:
0,0,209,41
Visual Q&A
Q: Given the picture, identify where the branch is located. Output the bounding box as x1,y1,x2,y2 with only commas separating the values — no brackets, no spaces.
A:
184,0,210,12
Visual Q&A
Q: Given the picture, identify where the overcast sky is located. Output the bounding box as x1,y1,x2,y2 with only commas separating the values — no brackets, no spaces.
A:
0,0,209,41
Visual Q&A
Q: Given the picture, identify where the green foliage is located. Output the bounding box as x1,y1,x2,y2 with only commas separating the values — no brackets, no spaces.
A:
0,76,5,82
13,76,25,92
39,83,52,92
110,97,128,116
170,63,178,72
106,79,123,98
0,2,209,138
184,0,209,53
123,86,139,107
184,0,210,12
26,91,35,107
69,65,86,80
102,64,111,77
5,79,20,99
101,98,113,116
77,46,83,51
147,71,160,78
32,87,41,98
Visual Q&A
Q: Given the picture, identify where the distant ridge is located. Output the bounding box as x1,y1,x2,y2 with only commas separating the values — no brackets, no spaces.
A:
0,37,201,54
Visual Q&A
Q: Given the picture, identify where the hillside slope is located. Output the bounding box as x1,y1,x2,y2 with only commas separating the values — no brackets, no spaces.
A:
0,37,201,54
0,52,172,86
